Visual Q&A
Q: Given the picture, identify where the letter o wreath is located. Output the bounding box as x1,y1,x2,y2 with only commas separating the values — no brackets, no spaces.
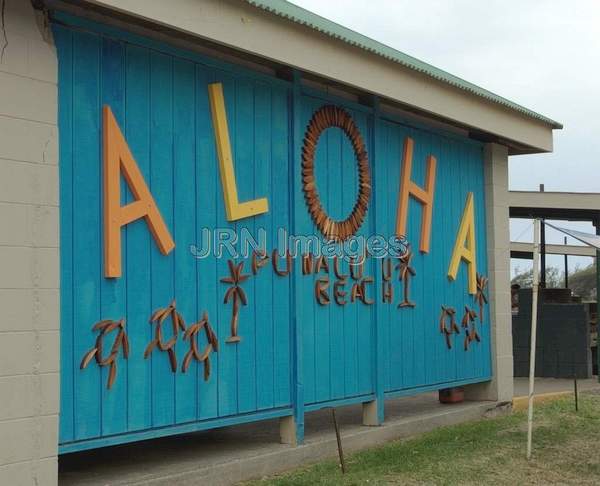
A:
301,105,371,242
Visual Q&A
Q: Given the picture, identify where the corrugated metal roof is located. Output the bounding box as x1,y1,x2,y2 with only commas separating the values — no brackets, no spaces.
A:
244,0,563,129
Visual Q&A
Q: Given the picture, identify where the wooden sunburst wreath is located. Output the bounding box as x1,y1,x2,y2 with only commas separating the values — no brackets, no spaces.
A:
301,105,371,241
80,318,129,389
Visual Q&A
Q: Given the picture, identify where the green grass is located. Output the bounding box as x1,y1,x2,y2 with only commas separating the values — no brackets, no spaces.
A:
247,393,600,485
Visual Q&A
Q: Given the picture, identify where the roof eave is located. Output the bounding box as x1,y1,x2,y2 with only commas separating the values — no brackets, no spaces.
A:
246,0,562,130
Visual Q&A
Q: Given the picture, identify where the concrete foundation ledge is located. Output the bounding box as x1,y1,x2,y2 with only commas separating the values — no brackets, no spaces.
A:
59,394,509,486
512,391,572,412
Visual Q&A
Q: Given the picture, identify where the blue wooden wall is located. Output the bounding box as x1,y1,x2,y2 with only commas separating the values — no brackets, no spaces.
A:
54,14,490,453
297,95,375,409
374,119,491,396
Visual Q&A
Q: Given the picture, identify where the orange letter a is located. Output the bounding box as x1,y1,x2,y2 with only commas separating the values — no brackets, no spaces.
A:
103,106,175,278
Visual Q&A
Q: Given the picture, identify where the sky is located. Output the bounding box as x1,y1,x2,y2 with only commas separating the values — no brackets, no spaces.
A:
293,0,600,277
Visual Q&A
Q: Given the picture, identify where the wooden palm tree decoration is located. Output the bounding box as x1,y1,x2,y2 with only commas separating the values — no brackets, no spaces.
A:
439,306,459,349
221,260,250,343
144,299,185,372
396,245,416,308
182,311,219,380
461,306,480,351
475,273,488,324
80,318,129,389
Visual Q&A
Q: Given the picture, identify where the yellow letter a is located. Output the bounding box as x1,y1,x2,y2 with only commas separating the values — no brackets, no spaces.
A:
103,106,175,278
447,192,477,294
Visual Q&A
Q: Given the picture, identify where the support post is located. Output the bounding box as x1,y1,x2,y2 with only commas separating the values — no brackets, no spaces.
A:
290,70,305,443
538,184,546,288
362,400,379,426
540,220,546,288
279,415,297,445
564,236,569,288
464,143,513,402
367,95,384,426
527,218,541,459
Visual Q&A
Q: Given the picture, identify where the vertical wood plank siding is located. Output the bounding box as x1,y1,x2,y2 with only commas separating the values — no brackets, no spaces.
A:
54,18,490,451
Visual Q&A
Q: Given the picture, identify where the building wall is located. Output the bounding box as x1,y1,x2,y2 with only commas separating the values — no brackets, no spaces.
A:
54,15,493,453
465,143,513,402
513,291,592,379
0,1,529,483
0,1,59,485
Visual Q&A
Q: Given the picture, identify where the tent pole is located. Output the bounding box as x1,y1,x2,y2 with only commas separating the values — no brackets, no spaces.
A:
540,218,546,287
563,236,568,288
596,216,600,383
527,218,541,460
539,184,546,288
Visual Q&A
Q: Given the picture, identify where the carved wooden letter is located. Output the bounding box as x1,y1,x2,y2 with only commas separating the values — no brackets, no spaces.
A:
448,192,477,294
361,277,375,305
382,281,393,304
302,253,314,275
208,83,269,221
315,278,331,305
333,279,347,305
251,250,269,275
272,249,292,277
103,106,174,278
395,137,437,253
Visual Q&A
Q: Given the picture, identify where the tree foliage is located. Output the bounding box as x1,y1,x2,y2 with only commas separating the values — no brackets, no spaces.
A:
511,266,563,288
511,264,597,300
568,264,597,300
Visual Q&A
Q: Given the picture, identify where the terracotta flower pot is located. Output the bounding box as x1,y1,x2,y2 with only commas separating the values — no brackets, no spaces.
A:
439,387,465,404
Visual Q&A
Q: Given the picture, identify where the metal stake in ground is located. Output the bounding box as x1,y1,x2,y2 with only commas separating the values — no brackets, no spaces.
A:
331,408,346,474
574,375,579,412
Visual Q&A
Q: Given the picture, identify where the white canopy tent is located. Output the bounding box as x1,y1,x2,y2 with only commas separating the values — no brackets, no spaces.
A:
545,222,600,251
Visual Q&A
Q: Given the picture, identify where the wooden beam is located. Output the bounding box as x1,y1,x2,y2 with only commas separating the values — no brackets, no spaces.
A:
510,241,596,258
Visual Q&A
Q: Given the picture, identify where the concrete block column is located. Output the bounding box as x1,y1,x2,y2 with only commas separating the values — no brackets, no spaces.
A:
362,400,380,426
279,415,297,445
464,143,513,403
0,1,59,485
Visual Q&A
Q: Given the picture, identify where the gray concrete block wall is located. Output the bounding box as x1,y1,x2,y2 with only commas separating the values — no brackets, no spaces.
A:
465,143,513,403
513,290,592,379
0,1,59,485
